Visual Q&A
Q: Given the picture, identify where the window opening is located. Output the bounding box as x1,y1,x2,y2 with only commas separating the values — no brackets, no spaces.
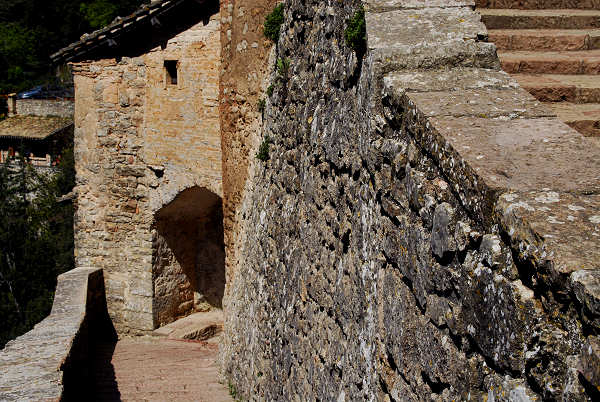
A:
164,60,178,85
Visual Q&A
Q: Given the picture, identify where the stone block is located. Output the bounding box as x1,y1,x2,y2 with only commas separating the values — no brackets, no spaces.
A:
366,0,475,13
367,7,498,73
428,117,600,194
406,87,554,119
580,336,600,388
384,68,518,93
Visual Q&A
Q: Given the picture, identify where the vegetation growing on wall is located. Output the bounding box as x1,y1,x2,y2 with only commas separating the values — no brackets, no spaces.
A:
0,148,75,348
276,57,290,78
256,135,271,162
263,3,284,42
344,6,366,57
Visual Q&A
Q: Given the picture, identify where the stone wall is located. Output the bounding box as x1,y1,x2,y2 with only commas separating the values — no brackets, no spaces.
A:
219,0,279,304
0,267,114,401
221,0,600,400
13,99,74,118
71,11,222,334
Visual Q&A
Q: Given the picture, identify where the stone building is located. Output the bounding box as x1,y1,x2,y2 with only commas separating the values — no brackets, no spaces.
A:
52,0,224,333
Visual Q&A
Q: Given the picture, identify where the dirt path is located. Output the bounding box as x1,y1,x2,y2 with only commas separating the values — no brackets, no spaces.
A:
91,336,232,401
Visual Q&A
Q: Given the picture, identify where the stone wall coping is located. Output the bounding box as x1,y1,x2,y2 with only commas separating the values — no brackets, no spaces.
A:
368,0,600,335
0,267,102,401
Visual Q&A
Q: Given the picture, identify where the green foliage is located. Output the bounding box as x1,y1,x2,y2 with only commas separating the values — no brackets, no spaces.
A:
0,148,75,348
263,3,284,42
266,84,274,97
0,0,147,93
80,0,119,29
344,6,366,56
256,135,271,162
257,98,265,113
0,23,41,91
276,57,290,78
227,381,242,401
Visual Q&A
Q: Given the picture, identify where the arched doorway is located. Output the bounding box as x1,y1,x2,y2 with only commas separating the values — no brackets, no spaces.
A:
151,186,225,328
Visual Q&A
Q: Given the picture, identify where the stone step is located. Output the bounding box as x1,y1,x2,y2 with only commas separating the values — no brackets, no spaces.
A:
152,310,223,341
499,49,600,74
513,74,600,102
489,29,600,51
476,0,600,9
546,102,600,136
480,9,600,29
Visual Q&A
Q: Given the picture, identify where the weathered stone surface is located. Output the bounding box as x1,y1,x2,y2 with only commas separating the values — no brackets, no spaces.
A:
366,0,476,12
0,268,111,401
571,270,600,330
429,117,600,193
497,191,600,278
408,87,554,118
367,7,499,73
384,68,519,92
580,336,600,388
222,0,598,400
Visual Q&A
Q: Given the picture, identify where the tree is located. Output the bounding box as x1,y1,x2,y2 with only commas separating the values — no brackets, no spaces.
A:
80,1,119,29
0,149,75,348
0,0,148,93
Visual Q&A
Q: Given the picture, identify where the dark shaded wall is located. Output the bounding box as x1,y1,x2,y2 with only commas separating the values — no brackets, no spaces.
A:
221,1,599,401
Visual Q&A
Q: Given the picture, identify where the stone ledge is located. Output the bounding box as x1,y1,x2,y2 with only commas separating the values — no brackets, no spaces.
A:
367,6,499,74
384,71,600,329
372,0,600,362
0,267,110,401
366,0,476,13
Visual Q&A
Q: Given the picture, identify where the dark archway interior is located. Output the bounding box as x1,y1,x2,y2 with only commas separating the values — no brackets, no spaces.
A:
151,186,224,328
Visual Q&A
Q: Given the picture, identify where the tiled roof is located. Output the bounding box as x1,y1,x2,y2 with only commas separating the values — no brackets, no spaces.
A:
51,0,201,63
0,116,73,141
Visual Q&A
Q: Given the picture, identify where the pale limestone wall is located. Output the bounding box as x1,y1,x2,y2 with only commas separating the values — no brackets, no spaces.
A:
143,15,222,195
72,15,221,334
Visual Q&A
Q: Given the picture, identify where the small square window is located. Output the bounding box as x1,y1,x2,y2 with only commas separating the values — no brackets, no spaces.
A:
164,60,178,85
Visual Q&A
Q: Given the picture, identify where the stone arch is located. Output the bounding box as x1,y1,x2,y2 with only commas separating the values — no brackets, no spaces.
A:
151,185,224,328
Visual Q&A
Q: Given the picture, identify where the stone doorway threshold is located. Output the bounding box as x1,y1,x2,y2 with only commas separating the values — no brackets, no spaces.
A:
153,310,223,342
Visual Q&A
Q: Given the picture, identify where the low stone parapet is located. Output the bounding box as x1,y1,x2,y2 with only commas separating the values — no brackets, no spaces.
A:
0,267,114,401
371,0,600,398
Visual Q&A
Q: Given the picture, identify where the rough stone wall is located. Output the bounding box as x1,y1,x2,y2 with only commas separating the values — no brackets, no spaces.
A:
14,99,74,118
222,0,600,400
219,0,279,301
71,14,222,334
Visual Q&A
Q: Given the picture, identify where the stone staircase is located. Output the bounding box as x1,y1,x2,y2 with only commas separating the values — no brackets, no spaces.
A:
478,0,600,136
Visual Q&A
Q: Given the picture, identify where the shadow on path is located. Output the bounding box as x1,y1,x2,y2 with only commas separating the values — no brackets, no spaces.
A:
90,340,121,401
